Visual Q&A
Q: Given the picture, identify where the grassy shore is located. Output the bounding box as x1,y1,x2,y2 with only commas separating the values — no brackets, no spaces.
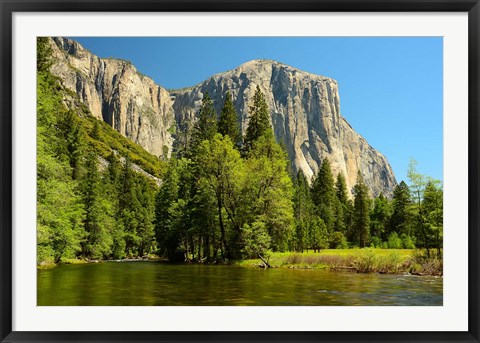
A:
237,249,443,276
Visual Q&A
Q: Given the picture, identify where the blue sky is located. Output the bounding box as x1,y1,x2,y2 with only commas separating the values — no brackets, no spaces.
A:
72,37,443,184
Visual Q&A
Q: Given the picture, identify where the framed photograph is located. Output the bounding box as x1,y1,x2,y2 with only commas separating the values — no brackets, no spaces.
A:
1,1,479,342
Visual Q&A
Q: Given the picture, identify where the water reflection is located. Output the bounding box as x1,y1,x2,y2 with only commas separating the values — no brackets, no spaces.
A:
37,262,443,306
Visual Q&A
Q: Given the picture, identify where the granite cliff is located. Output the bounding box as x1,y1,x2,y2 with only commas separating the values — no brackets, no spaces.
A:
48,37,396,197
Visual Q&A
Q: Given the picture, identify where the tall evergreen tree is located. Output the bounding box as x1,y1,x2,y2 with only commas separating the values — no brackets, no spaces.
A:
189,92,217,155
37,37,53,72
353,171,371,247
80,151,114,259
311,158,336,233
60,110,84,180
243,86,271,153
218,91,241,147
390,181,412,236
369,193,392,241
293,170,314,252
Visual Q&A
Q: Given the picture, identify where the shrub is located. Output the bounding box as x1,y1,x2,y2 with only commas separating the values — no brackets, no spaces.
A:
330,232,348,249
387,232,402,249
401,234,416,249
370,236,383,248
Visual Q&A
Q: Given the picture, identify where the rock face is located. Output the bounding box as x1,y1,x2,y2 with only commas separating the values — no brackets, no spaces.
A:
49,37,174,158
49,38,396,197
172,60,396,197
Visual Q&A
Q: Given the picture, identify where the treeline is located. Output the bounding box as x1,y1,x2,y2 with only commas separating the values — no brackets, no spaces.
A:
36,38,443,266
154,86,443,263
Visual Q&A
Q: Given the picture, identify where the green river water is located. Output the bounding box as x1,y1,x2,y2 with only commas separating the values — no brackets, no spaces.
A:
37,262,442,306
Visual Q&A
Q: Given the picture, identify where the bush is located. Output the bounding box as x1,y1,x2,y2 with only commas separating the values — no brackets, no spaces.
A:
401,234,416,249
370,236,383,248
387,232,403,249
330,232,348,249
356,248,377,273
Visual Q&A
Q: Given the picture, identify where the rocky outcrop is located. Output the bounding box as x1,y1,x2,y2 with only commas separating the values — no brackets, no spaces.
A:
172,60,396,197
49,37,174,159
49,38,396,197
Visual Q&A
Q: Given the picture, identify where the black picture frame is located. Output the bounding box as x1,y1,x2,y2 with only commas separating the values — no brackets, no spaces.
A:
1,1,479,342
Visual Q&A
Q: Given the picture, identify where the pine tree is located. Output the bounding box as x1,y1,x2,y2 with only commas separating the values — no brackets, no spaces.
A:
243,85,271,153
91,120,101,140
118,155,141,256
37,37,53,72
189,92,217,155
370,193,392,241
311,158,336,233
293,170,314,252
390,181,412,237
218,91,241,147
60,110,84,180
80,151,114,259
353,171,371,248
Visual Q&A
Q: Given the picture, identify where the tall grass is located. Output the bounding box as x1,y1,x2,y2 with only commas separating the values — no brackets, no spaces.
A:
237,249,442,276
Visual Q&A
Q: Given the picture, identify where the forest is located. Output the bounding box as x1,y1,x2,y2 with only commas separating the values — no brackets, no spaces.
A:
36,38,443,268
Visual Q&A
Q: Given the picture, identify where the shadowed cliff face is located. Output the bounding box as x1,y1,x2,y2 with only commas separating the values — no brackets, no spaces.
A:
49,38,396,197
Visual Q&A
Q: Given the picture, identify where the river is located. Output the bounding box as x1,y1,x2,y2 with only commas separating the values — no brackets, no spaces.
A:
37,262,442,306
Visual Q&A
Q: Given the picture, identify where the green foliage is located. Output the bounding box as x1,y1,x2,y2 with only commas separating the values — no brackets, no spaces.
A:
311,158,341,236
370,193,392,241
242,221,271,260
353,171,371,248
155,158,193,261
242,132,294,252
330,231,348,249
189,92,217,155
391,181,412,236
243,86,271,153
37,47,162,265
37,37,53,72
401,234,416,249
218,91,241,147
387,232,403,249
293,170,314,252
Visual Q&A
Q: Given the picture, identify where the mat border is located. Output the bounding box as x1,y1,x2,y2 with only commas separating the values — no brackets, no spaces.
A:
1,1,479,342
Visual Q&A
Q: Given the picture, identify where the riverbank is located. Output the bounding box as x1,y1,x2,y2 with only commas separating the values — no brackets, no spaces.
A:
37,255,163,270
236,249,443,276
37,249,442,276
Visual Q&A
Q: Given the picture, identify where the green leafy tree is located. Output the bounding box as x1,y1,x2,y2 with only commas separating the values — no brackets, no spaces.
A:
242,131,294,252
196,134,244,260
423,180,443,258
218,91,241,147
353,171,371,248
243,86,271,153
242,221,271,267
407,159,430,256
